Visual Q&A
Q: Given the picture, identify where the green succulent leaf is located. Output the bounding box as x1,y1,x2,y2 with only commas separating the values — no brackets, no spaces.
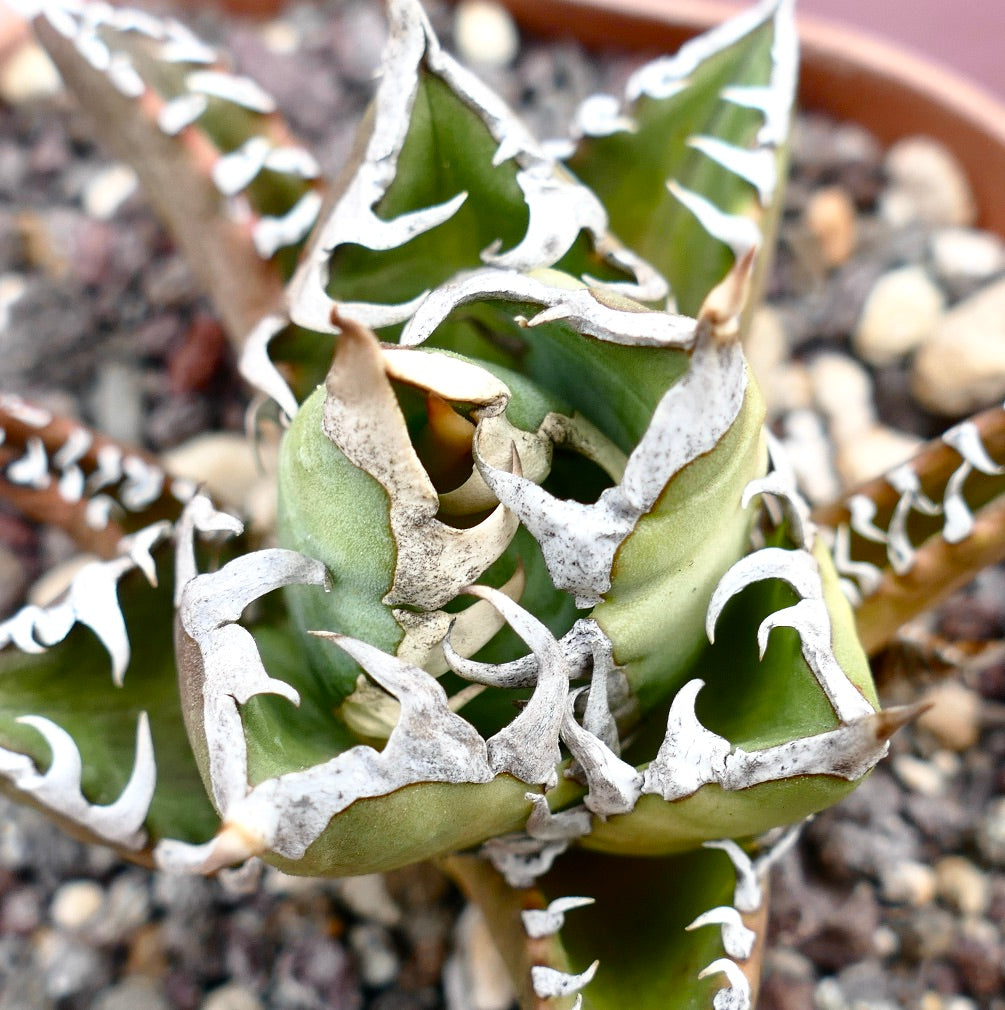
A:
0,551,218,860
285,0,664,349
28,4,322,341
563,0,797,316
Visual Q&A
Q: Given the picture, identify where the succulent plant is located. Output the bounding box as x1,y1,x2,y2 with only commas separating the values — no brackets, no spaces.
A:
2,1,1004,1007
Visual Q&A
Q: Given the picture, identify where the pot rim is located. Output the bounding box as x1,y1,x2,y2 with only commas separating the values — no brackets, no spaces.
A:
492,0,1005,234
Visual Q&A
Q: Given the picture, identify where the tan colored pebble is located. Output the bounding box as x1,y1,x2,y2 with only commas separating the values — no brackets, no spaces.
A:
835,422,923,489
892,753,945,797
853,265,945,366
0,40,62,104
809,352,875,445
449,905,515,1010
162,432,276,532
50,880,104,932
882,136,977,227
742,305,791,416
804,185,857,268
917,681,982,752
877,858,937,906
911,276,1005,415
935,856,990,917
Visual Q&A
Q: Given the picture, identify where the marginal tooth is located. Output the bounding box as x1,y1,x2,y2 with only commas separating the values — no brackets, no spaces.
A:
252,190,324,259
830,524,883,598
706,547,820,644
185,70,276,114
531,961,599,999
521,896,595,939
9,713,154,850
466,587,569,787
525,793,592,842
7,437,50,489
212,136,271,196
688,136,777,203
943,419,1005,475
560,689,641,817
642,680,730,801
668,181,762,258
157,93,208,136
704,840,761,913
756,596,875,722
238,314,299,421
742,430,815,548
697,958,751,1010
686,906,756,960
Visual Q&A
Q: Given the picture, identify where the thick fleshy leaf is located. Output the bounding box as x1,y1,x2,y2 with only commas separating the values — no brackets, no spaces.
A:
27,3,321,340
562,0,797,315
0,552,218,860
286,0,663,343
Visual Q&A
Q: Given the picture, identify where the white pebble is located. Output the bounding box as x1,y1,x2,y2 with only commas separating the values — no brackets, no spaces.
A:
911,276,1005,415
882,136,976,227
50,880,104,931
930,227,1005,284
454,1,519,68
334,873,402,927
853,265,945,366
445,905,515,1010
780,408,841,505
83,164,139,220
0,40,62,104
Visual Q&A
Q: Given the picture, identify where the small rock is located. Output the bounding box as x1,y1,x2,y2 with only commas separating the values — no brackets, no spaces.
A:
892,754,946,797
92,976,172,1010
200,982,264,1010
805,186,858,268
896,905,957,960
454,1,520,68
92,872,150,945
935,856,990,917
810,352,875,444
976,797,1005,865
882,137,977,227
930,227,1005,289
82,164,139,221
0,41,62,105
35,929,110,1000
853,265,945,366
877,859,936,907
50,880,104,932
917,681,983,752
835,422,923,488
911,276,1005,415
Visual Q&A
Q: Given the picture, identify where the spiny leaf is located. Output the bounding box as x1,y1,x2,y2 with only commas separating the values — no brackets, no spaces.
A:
562,0,797,317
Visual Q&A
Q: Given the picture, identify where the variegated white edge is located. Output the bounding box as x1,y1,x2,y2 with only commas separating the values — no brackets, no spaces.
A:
286,0,666,336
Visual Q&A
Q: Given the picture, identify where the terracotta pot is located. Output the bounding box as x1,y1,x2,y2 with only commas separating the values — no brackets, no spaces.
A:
492,0,1005,236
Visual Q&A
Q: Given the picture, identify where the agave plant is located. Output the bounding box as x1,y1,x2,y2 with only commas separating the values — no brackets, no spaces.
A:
2,1,1004,1007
